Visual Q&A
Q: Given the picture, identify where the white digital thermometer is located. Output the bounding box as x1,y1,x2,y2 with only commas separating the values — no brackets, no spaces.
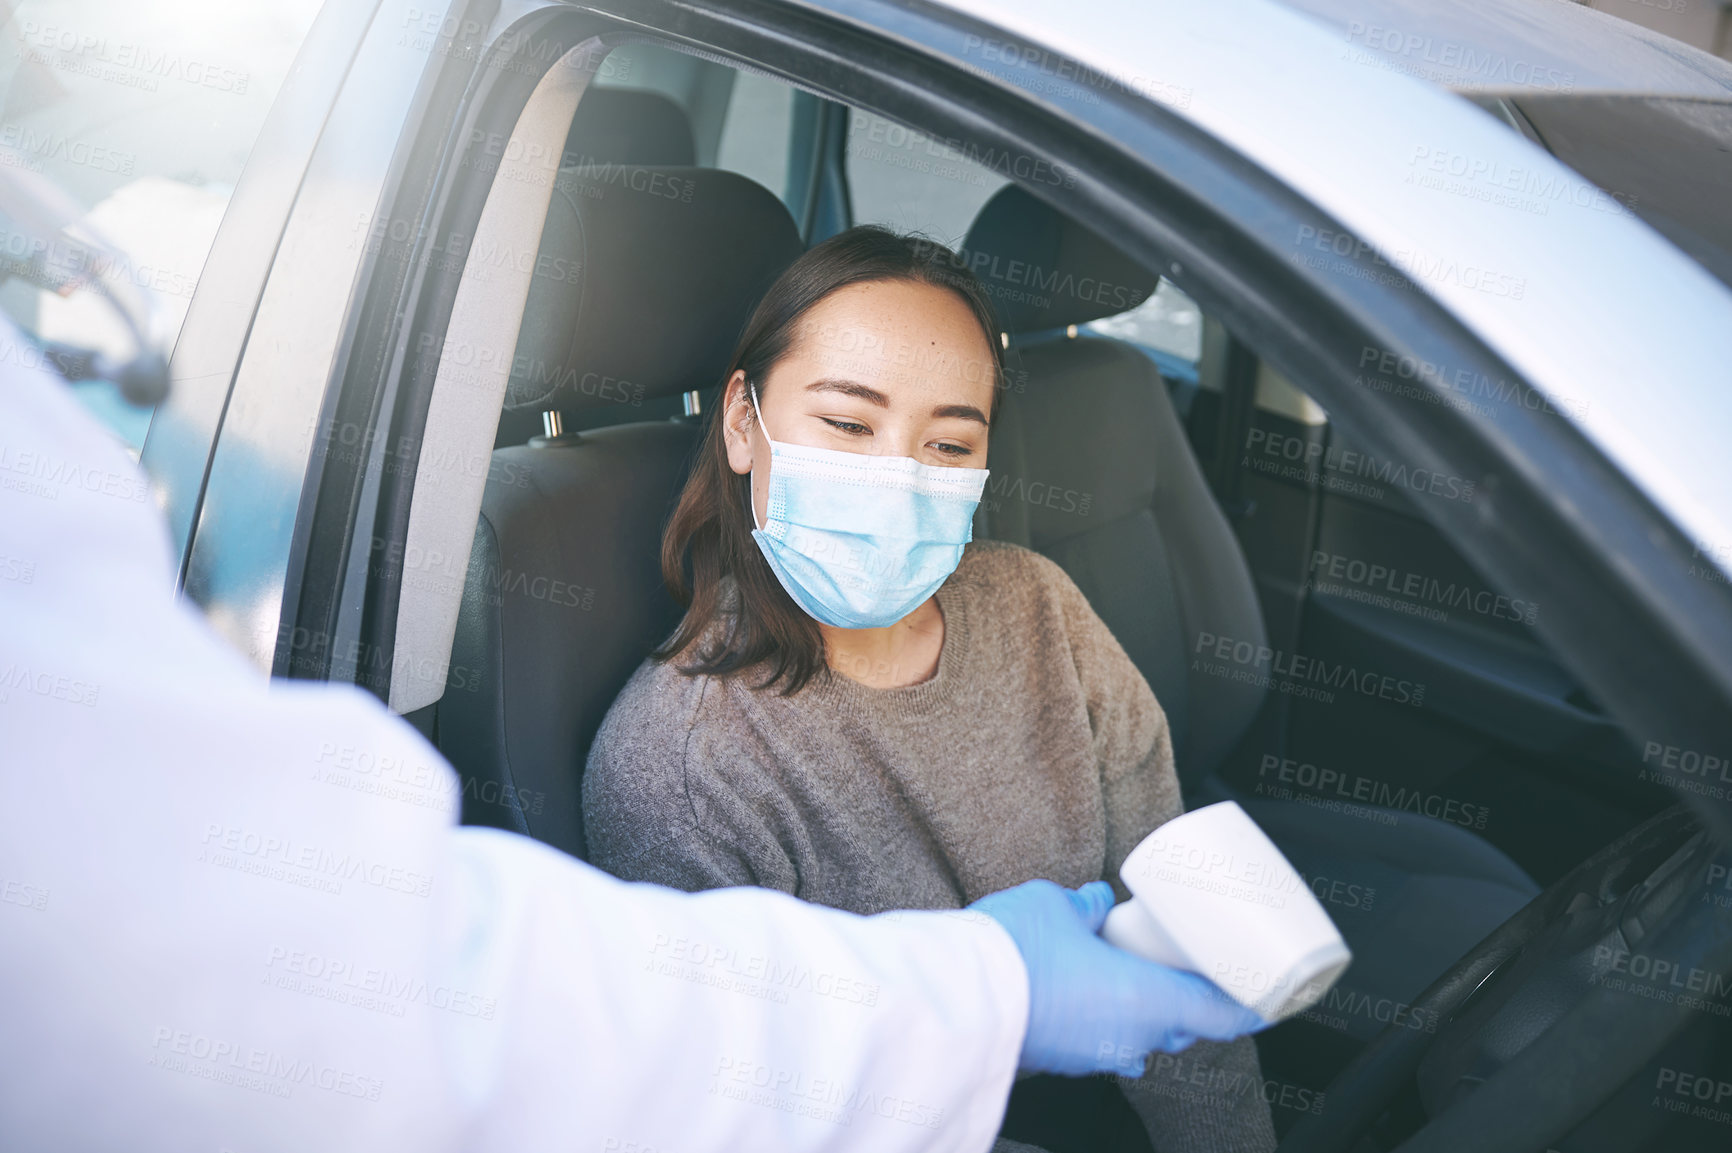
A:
1102,801,1351,1022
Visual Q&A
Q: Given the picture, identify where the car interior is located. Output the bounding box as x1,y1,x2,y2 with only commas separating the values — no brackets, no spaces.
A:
385,37,1696,1150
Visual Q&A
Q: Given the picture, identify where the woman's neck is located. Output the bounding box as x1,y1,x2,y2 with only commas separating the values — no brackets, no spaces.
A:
820,597,945,689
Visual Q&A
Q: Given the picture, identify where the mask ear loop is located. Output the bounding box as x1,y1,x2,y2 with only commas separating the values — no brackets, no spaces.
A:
745,379,772,533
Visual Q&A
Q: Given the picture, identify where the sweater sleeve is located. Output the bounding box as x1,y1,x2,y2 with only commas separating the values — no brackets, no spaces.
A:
1035,554,1278,1153
583,668,797,896
1117,1039,1278,1153
1031,552,1183,900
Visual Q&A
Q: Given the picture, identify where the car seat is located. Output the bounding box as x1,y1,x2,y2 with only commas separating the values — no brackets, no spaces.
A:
435,151,803,858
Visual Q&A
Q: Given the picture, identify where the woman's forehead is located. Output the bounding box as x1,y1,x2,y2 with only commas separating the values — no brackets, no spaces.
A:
785,281,997,407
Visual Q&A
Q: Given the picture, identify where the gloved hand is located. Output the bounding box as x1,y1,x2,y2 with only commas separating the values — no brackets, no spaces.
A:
971,879,1268,1077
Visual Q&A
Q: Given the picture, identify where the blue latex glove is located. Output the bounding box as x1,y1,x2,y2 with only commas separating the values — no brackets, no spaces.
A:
971,879,1269,1077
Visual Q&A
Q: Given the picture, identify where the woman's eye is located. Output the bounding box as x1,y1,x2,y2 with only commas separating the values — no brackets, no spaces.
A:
820,417,871,436
932,442,974,458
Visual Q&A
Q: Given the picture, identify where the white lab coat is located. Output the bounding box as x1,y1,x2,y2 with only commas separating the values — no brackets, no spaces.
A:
0,335,1028,1152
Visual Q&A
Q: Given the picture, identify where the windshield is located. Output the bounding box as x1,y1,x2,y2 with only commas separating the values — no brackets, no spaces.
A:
1477,94,1732,292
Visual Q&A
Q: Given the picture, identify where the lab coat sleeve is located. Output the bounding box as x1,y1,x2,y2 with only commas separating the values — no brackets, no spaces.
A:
440,828,1030,1151
0,327,1028,1153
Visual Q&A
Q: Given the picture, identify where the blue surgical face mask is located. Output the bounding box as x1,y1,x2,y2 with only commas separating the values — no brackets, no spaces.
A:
746,381,989,630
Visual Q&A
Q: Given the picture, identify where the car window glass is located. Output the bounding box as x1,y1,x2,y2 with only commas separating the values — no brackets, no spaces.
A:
714,70,794,208
1475,93,1732,294
1086,278,1204,369
594,41,800,216
844,109,1009,246
591,41,732,164
0,0,326,456
839,106,1203,375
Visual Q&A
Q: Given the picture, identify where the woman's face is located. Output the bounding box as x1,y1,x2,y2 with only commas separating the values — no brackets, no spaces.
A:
723,279,998,529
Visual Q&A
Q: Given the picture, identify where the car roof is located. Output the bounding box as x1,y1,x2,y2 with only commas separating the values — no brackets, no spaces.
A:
1275,0,1732,99
852,0,1732,578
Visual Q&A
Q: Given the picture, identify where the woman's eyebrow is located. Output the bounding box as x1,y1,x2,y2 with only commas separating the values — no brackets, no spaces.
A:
807,378,987,427
806,378,889,407
932,403,989,427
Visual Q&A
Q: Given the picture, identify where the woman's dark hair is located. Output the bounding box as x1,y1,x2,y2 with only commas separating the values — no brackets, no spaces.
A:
653,224,1005,695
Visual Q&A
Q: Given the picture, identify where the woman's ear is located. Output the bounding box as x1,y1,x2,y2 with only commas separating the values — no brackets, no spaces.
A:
722,369,755,476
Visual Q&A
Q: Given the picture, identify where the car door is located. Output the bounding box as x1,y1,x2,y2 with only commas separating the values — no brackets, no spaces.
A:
174,0,487,679
174,2,1730,1147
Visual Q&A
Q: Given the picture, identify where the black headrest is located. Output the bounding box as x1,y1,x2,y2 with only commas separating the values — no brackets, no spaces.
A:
505,166,804,413
961,185,1160,333
562,88,695,168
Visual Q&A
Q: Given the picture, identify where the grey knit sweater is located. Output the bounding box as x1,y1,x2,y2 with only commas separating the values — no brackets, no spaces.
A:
583,540,1277,1153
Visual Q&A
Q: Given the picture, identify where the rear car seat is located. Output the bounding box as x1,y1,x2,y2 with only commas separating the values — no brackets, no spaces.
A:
436,161,803,858
964,185,1539,1032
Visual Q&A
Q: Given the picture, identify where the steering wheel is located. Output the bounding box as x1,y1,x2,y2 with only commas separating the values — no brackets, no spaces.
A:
1277,804,1732,1153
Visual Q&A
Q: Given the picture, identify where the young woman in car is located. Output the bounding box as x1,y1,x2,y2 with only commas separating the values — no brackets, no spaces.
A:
583,225,1276,1153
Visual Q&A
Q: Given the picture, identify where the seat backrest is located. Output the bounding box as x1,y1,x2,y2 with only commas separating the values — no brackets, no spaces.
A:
963,186,1267,789
437,163,804,858
561,87,695,169
498,88,702,447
